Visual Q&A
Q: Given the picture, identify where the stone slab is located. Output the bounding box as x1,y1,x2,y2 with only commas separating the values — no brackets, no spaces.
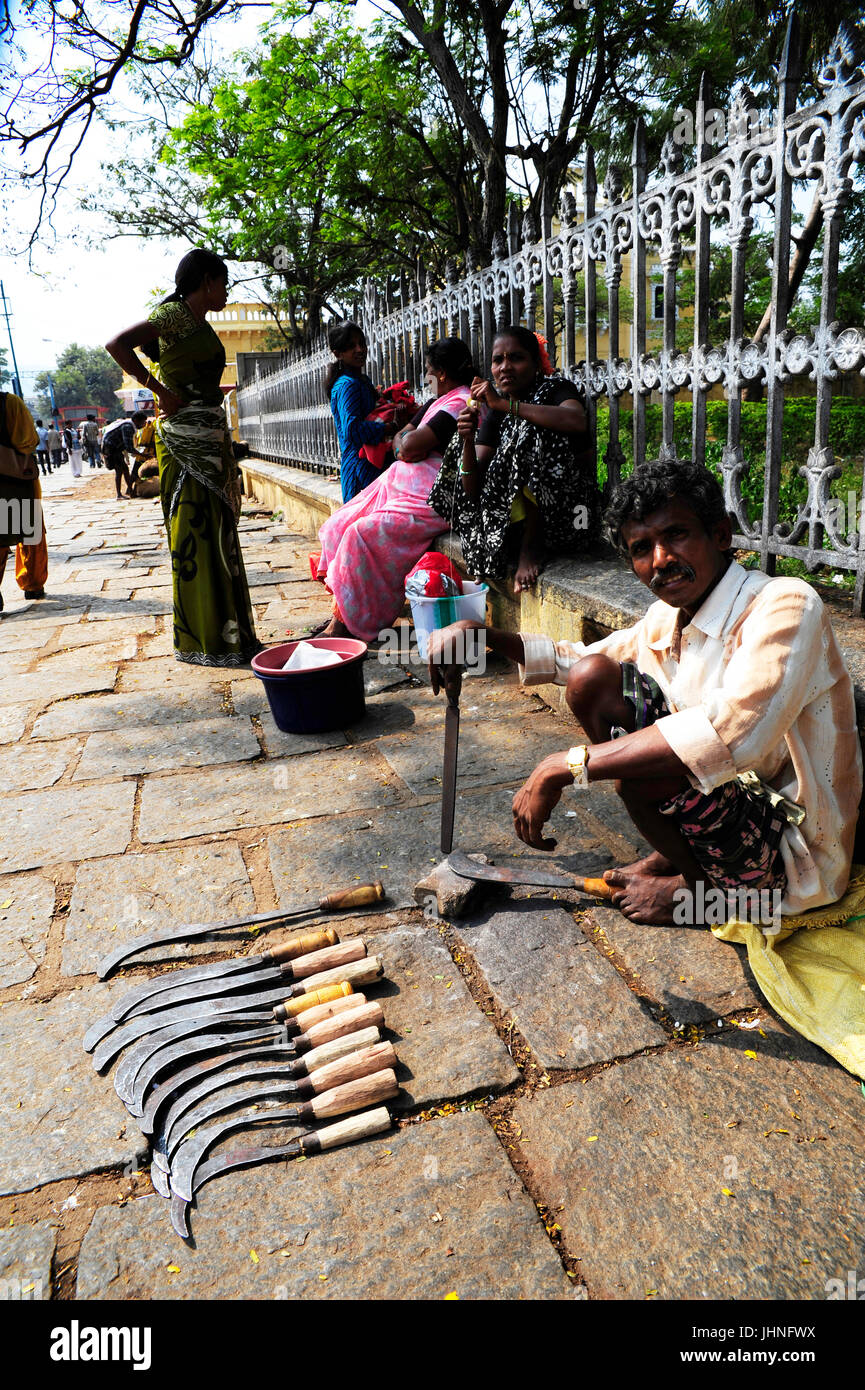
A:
585,904,761,1023
0,702,30,744
0,781,136,873
73,717,260,782
138,750,402,844
63,841,256,975
77,1113,571,1300
0,1223,55,1299
36,640,138,674
0,986,146,1194
32,687,228,740
0,623,56,653
0,666,117,708
0,873,55,988
267,789,522,912
230,680,347,755
512,1025,865,1299
1,737,78,791
118,657,237,693
53,617,157,649
363,921,519,1107
454,902,666,1069
376,706,571,796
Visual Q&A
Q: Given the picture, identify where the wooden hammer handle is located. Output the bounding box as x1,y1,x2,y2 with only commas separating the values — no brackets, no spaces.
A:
319,882,385,912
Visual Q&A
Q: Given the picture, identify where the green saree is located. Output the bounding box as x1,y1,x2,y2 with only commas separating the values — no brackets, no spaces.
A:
147,301,258,666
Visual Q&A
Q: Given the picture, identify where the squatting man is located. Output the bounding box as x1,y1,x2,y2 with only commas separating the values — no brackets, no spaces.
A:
429,459,861,927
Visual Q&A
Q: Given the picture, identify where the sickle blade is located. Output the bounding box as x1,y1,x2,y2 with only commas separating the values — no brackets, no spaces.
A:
446,849,576,890
156,1058,304,1170
119,1017,285,1114
170,1192,193,1239
171,1106,305,1201
166,1085,306,1186
150,1162,172,1199
171,1135,306,1239
139,1039,294,1135
92,983,297,1071
83,954,270,1051
96,906,314,980
114,962,286,1023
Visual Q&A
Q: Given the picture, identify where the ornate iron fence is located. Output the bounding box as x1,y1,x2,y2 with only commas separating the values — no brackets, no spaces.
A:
237,16,865,610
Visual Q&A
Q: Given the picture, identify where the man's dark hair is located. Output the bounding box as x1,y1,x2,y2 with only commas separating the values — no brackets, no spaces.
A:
36,418,43,426
605,458,733,559
131,411,147,425
86,413,96,421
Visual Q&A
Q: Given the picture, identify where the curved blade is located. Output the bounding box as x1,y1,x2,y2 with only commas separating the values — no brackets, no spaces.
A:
118,1018,284,1114
83,953,271,1051
96,906,315,980
150,1161,172,1199
170,1191,193,1239
155,1059,304,1170
446,849,575,890
170,1133,306,1239
440,697,460,854
171,1105,305,1201
113,962,286,1023
139,1036,292,1135
93,983,298,1071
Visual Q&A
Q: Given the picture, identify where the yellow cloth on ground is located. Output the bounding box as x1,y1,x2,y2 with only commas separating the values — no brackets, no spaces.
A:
509,484,537,525
712,866,865,1079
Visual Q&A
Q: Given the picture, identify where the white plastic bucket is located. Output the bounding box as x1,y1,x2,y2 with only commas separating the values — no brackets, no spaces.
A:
408,581,488,661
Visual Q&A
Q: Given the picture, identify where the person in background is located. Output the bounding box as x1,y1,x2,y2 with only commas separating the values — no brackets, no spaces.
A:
34,420,50,475
324,321,409,502
101,412,147,499
65,423,83,478
45,420,63,472
130,413,157,496
429,325,599,593
0,391,47,609
105,247,258,666
81,414,101,468
314,337,475,640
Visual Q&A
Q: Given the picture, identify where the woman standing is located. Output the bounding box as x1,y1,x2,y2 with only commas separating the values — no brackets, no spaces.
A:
65,424,83,478
326,322,405,502
429,326,599,592
105,249,258,666
315,338,475,642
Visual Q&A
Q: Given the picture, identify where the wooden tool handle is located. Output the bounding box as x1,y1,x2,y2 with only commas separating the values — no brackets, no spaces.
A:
575,876,614,900
301,1026,381,1073
297,955,384,995
309,1041,396,1095
280,992,366,1030
318,882,385,912
266,928,338,964
277,982,353,1020
303,1002,385,1047
289,938,366,981
305,1106,392,1154
308,1067,398,1120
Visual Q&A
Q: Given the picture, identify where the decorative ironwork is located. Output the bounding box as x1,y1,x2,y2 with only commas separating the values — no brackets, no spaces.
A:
236,15,865,611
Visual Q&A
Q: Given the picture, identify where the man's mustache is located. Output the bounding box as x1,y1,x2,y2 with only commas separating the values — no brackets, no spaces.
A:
650,562,696,593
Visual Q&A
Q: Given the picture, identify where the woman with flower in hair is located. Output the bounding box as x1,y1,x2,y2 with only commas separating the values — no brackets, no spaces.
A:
106,249,258,666
429,325,599,592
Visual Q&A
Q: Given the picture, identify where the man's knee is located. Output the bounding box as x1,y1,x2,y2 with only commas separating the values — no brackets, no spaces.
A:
565,653,622,720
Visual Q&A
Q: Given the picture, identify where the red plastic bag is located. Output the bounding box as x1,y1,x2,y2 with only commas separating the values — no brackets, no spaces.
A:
359,382,418,471
405,551,463,598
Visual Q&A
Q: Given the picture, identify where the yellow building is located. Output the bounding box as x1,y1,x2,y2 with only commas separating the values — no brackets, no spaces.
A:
117,301,282,409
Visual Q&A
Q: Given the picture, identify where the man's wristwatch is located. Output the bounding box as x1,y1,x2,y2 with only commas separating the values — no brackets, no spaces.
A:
566,744,590,788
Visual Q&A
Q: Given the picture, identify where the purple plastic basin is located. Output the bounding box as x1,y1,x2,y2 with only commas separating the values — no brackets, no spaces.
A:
251,638,367,734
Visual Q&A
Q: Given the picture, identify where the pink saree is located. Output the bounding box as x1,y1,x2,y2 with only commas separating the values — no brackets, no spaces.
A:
316,386,469,642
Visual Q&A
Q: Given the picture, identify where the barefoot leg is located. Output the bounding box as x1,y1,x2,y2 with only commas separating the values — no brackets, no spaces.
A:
513,501,546,592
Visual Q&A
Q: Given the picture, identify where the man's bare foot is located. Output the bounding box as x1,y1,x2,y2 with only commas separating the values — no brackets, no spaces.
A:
604,866,688,924
320,617,352,638
606,850,678,882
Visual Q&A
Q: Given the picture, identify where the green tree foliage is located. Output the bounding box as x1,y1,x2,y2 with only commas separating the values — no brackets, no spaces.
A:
0,347,10,388
34,344,122,418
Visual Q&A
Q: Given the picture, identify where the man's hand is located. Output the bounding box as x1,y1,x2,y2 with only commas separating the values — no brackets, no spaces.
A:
427,619,481,696
512,752,573,850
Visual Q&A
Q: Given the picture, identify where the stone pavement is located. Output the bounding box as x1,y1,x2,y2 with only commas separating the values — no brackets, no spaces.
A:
0,469,863,1303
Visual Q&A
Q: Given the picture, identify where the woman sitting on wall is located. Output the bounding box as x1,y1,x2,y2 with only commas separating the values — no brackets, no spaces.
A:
314,337,475,641
326,321,408,502
428,325,600,592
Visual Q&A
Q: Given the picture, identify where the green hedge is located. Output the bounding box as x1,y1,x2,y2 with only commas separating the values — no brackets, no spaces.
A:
595,400,865,537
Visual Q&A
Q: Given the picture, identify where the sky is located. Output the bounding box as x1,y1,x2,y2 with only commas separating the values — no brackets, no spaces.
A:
0,3,271,394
